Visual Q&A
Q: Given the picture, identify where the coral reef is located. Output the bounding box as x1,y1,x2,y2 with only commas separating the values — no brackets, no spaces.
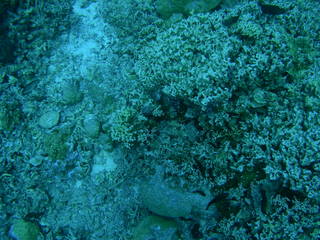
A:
0,0,319,239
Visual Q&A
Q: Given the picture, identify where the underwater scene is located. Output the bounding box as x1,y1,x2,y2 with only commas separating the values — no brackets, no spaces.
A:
0,0,320,239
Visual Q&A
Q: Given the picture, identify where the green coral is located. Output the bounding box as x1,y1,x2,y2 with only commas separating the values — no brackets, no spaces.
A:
43,128,70,160
0,101,21,131
286,35,316,79
0,0,18,15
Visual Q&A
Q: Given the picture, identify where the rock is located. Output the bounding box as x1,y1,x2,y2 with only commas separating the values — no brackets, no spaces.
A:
9,219,40,240
132,215,178,240
29,156,43,167
39,111,60,129
91,150,117,176
61,81,83,105
156,0,222,19
258,0,291,15
140,173,212,218
83,114,100,138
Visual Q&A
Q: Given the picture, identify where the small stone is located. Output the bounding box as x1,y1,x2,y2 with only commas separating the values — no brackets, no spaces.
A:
29,156,43,167
91,150,117,176
251,88,267,108
9,219,40,240
39,111,60,129
61,81,83,105
83,114,100,138
132,215,178,240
